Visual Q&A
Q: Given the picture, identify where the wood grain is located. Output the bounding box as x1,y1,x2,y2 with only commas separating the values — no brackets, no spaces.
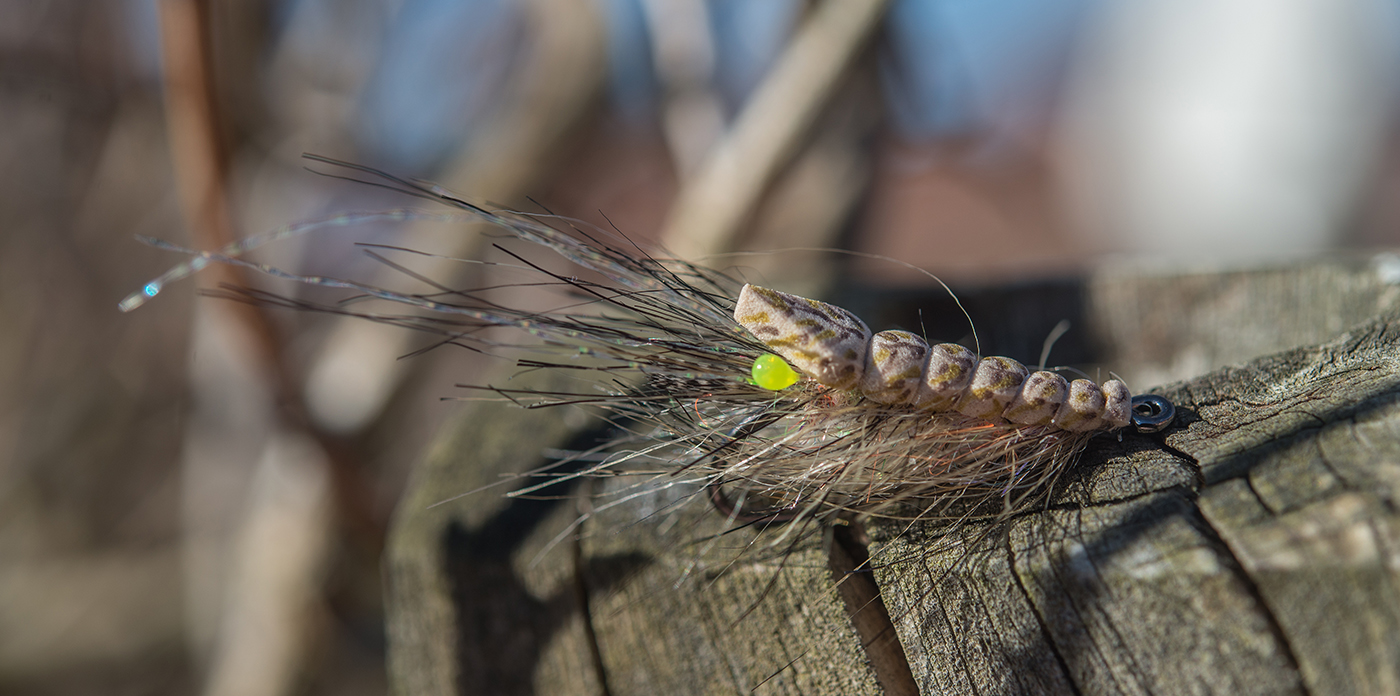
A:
387,259,1400,695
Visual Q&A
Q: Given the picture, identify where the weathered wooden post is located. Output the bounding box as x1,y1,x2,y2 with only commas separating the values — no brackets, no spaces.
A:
386,260,1400,695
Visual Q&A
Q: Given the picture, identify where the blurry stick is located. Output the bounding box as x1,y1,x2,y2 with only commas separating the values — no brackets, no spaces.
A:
159,0,273,366
660,0,889,261
159,0,383,549
640,0,726,176
159,1,374,694
201,432,333,696
303,0,606,434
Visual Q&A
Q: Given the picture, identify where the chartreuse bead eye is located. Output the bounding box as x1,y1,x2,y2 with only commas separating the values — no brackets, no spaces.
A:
751,353,799,390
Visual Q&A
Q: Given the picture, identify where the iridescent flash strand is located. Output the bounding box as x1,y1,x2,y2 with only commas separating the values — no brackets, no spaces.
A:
118,209,457,312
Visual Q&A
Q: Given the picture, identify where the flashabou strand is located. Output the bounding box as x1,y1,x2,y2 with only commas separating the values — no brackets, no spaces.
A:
123,155,1175,530
117,209,458,312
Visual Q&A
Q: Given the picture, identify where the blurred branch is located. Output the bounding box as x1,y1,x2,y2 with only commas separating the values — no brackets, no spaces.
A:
660,0,889,261
303,0,607,434
158,0,384,552
158,1,382,694
159,0,259,350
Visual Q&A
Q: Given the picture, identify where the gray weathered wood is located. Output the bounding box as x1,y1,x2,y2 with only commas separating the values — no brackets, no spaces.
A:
387,259,1400,695
385,369,884,695
385,370,603,696
872,260,1400,694
1179,321,1400,695
576,479,885,695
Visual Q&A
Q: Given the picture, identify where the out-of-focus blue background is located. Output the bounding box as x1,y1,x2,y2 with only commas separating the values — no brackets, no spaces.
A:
6,0,1400,694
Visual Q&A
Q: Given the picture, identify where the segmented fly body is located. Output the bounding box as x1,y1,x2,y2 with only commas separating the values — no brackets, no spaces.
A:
734,284,1133,433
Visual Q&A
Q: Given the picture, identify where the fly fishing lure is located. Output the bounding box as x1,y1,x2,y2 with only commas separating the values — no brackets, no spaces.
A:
722,283,1174,523
122,156,1175,533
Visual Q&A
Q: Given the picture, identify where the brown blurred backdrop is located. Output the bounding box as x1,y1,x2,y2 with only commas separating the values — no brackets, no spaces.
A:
6,0,1400,694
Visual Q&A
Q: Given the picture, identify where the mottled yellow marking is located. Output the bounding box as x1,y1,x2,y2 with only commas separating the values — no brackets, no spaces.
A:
957,357,1030,419
1004,371,1070,425
1101,380,1132,429
860,330,929,405
733,284,870,390
1053,379,1107,431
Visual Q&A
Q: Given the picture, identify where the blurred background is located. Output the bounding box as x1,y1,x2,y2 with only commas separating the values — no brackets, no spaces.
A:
7,0,1400,694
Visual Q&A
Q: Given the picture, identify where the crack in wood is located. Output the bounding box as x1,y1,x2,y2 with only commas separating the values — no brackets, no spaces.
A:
828,523,919,696
1241,475,1278,516
1050,531,1149,694
1004,533,1084,696
1154,440,1203,490
1189,505,1311,696
571,514,614,696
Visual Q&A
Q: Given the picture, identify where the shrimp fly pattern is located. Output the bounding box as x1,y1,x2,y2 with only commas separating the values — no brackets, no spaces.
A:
122,155,1175,545
719,283,1174,525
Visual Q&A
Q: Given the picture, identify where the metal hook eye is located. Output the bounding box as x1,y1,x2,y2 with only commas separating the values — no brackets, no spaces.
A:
1130,394,1176,433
